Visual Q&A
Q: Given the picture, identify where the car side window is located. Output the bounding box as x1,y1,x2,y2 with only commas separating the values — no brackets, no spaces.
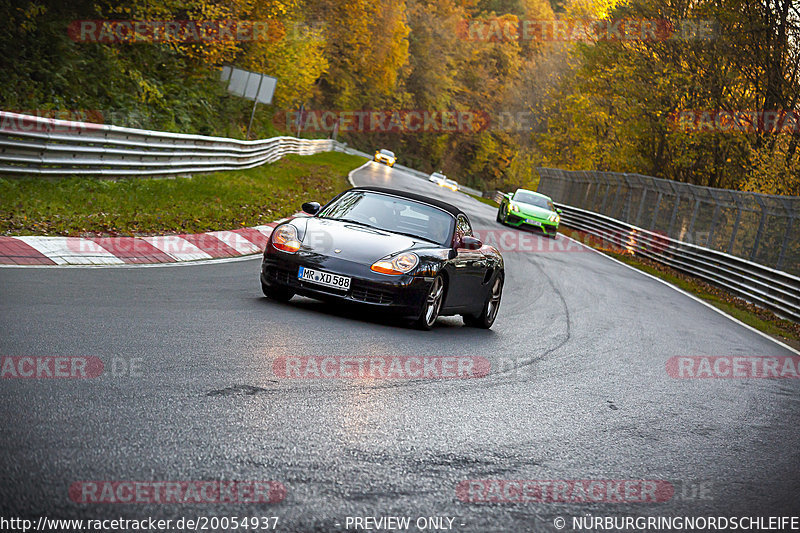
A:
458,215,473,237
454,214,472,247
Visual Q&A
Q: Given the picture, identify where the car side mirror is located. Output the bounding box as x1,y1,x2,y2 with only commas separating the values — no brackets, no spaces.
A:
556,208,563,214
301,201,321,215
461,236,483,250
448,248,457,260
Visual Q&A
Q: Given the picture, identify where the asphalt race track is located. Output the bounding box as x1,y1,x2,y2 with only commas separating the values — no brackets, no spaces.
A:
1,162,798,532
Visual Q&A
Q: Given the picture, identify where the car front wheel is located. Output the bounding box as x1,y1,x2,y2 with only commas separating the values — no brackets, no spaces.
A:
413,275,445,330
261,281,294,302
497,204,507,224
463,274,503,329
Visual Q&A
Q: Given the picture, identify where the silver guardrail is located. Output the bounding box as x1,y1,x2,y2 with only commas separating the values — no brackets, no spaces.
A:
556,203,800,322
0,111,341,177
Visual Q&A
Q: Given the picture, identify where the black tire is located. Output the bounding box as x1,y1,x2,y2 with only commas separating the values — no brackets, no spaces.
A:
463,274,503,329
261,281,294,302
497,203,508,224
413,275,445,330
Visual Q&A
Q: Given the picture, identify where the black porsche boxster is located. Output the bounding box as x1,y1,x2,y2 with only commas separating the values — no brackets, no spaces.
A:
260,187,504,329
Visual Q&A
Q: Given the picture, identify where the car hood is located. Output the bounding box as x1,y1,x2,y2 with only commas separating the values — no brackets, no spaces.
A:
296,217,434,263
514,202,554,219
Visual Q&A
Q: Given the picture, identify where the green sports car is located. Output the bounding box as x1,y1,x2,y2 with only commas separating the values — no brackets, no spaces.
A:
497,189,562,238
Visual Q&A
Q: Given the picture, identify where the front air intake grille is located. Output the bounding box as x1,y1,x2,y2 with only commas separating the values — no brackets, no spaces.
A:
350,285,394,305
266,267,293,285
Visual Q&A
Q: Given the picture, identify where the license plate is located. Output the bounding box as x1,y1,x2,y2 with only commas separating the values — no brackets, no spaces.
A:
298,266,351,291
526,219,542,226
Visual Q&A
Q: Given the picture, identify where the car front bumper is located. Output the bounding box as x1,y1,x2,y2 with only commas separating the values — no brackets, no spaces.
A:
373,156,395,165
261,251,431,316
503,212,558,235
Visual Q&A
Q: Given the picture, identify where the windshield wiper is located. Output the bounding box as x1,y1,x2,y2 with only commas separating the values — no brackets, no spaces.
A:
324,217,379,230
386,229,439,245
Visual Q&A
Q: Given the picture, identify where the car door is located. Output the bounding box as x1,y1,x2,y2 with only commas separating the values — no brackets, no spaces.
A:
446,215,486,310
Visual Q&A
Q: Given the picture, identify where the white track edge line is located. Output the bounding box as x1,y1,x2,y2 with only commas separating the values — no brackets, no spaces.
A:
347,161,373,187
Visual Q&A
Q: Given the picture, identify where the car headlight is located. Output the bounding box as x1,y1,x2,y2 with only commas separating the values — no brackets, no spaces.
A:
371,252,419,275
549,214,560,223
510,202,520,213
271,224,301,253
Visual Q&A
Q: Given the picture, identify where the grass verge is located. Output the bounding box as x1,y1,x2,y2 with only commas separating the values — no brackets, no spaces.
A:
0,152,366,237
560,227,800,350
464,192,499,208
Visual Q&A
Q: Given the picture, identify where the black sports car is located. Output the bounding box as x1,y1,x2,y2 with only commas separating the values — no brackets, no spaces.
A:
260,186,504,329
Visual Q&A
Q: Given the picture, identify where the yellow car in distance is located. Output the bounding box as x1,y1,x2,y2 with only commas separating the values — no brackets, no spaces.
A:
443,178,459,192
373,149,396,167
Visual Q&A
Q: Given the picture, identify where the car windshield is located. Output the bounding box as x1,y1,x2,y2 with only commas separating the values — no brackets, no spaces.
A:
380,149,395,157
319,191,454,246
446,179,457,185
431,173,445,179
514,191,554,211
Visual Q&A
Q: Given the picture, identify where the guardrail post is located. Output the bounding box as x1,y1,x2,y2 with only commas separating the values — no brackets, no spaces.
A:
687,196,701,241
590,171,602,209
727,196,742,255
667,182,680,237
777,212,794,271
706,202,720,248
610,176,623,215
650,192,663,231
749,196,768,261
635,179,648,226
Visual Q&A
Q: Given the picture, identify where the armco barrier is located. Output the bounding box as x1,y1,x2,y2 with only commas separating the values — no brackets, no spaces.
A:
556,203,800,322
0,111,341,177
537,167,799,276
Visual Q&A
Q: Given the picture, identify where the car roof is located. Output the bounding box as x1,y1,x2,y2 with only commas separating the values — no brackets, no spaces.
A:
348,186,466,218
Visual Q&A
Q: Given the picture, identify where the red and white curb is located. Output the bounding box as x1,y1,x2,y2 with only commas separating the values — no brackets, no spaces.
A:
0,221,298,266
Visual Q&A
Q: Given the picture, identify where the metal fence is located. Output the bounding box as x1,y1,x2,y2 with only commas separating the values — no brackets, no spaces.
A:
0,111,339,177
537,168,800,277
